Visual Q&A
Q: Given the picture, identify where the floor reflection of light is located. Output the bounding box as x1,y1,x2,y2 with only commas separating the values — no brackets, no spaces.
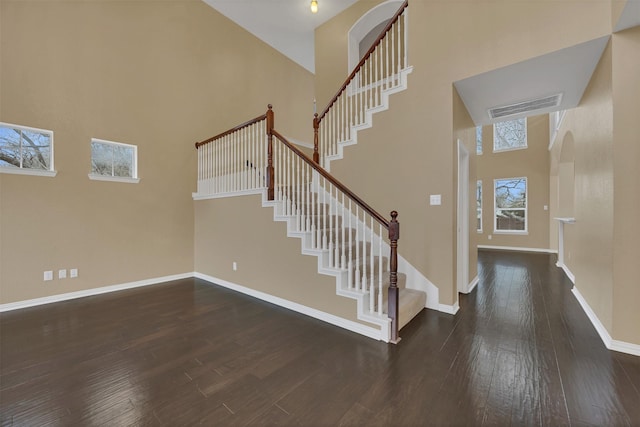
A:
82,360,147,423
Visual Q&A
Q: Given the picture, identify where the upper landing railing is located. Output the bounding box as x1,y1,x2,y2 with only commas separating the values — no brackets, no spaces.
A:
313,0,409,167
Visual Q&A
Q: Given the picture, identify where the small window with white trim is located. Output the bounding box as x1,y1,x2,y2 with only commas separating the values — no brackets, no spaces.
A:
476,126,483,155
493,118,527,152
89,138,139,183
494,177,527,233
0,122,56,177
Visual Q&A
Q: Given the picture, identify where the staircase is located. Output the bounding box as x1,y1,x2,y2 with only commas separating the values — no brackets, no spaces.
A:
193,1,426,343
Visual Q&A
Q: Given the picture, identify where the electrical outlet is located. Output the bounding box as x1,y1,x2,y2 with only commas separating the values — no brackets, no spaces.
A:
58,269,67,279
233,262,238,271
70,268,78,278
488,235,492,240
44,271,53,281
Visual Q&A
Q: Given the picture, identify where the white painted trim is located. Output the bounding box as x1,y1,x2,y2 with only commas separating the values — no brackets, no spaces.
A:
570,286,640,356
571,286,612,349
467,275,479,293
611,340,640,357
457,139,470,295
0,273,193,312
192,188,264,201
0,167,57,177
309,179,440,312
439,302,459,315
0,121,56,172
91,138,138,179
88,174,140,184
478,245,557,254
556,261,575,284
194,272,385,342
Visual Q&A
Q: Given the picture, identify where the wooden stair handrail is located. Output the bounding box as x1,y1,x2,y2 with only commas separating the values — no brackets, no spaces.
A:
195,112,268,149
272,129,389,229
316,0,408,123
272,128,400,342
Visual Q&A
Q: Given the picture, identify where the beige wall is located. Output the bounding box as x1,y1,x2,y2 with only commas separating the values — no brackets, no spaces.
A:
0,0,313,304
476,116,551,250
549,28,640,346
314,0,609,306
611,25,640,344
194,195,362,324
550,42,615,334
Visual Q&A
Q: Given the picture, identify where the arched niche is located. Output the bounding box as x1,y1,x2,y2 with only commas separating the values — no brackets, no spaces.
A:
348,1,403,72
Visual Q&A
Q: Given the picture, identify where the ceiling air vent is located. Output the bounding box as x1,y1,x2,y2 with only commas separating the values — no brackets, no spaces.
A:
488,93,563,119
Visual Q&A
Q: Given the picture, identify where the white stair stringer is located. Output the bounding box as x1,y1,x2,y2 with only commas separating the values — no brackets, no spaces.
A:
311,180,440,312
261,192,392,342
323,66,413,173
259,181,435,343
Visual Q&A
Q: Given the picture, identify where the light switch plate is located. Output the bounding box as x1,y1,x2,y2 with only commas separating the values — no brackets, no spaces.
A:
430,194,441,206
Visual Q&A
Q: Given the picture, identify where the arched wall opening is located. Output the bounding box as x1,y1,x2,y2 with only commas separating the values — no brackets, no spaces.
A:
348,1,403,72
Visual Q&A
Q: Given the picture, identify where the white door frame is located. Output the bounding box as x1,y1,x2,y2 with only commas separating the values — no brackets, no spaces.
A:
457,139,470,294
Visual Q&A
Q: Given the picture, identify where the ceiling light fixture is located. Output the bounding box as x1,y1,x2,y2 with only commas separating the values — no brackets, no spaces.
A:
310,0,318,13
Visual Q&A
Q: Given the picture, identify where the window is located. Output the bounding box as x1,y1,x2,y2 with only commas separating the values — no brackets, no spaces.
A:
476,126,483,155
493,118,527,152
494,177,527,233
476,180,482,232
89,138,139,183
0,122,56,177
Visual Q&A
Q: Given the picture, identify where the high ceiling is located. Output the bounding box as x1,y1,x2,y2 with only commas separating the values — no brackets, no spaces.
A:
202,0,640,125
202,0,358,73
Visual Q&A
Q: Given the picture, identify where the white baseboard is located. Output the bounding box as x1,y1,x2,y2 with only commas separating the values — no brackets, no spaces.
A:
438,301,459,315
610,340,640,356
0,273,194,312
556,261,576,284
194,272,385,342
571,286,640,356
478,245,557,254
467,275,479,293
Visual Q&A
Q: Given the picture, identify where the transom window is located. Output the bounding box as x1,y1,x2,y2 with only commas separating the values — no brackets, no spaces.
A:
494,177,527,233
493,118,527,152
89,138,139,183
476,126,483,155
0,122,56,177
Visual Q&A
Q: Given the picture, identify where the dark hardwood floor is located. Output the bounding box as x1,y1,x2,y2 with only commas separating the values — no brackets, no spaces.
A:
1,250,639,426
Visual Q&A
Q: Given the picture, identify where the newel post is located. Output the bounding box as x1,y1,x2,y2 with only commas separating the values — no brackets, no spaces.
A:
313,113,320,164
388,211,400,343
266,104,275,201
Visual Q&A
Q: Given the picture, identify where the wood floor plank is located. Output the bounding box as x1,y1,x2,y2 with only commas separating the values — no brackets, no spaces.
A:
1,252,639,426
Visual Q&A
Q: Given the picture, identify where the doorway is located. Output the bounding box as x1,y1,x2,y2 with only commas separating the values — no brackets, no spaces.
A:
457,139,470,294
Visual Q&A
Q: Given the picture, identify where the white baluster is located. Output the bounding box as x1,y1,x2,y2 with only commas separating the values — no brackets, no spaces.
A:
334,188,340,268
297,158,302,228
370,216,374,312
394,15,404,77
385,31,390,91
328,183,334,267
322,178,327,251
348,199,353,288
354,205,360,290
403,9,408,70
341,192,346,270
368,57,372,110
378,223,383,316
362,210,367,294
